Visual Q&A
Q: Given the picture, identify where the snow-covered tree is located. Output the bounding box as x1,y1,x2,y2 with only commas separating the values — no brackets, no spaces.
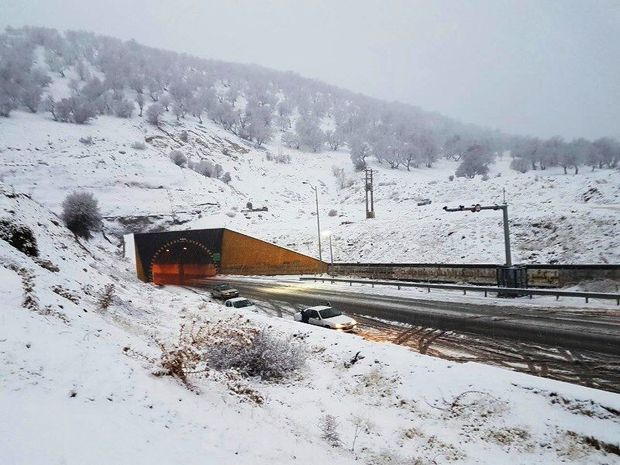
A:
61,191,102,239
295,114,324,152
159,94,171,111
590,137,619,169
281,131,300,150
113,99,134,118
210,101,239,132
455,144,494,178
19,69,51,112
145,102,165,125
75,59,91,81
325,129,345,151
135,93,145,117
349,136,371,171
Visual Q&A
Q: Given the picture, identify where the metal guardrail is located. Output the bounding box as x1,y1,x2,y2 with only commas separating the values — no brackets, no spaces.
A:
299,277,620,305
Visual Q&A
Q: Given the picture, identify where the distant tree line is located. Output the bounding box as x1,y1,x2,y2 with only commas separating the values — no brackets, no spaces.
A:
1,26,618,176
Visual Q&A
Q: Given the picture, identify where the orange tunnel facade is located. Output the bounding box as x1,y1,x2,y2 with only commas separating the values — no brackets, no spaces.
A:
134,228,326,284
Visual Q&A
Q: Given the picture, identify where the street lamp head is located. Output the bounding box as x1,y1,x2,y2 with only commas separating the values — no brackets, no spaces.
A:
322,230,332,237
302,180,316,191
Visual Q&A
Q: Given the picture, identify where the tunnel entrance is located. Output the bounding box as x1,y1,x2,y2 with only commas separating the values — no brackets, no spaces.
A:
150,239,217,285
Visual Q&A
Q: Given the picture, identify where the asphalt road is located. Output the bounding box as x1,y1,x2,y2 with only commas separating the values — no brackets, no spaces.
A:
196,277,620,356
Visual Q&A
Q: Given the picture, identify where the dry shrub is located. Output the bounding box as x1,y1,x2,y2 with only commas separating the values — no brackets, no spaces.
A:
224,369,265,404
319,414,341,447
0,218,38,257
206,324,305,380
10,264,39,311
97,284,115,310
6,263,67,322
52,285,80,304
154,317,305,395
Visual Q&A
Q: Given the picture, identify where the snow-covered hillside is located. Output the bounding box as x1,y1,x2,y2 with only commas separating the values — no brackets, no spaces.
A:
2,184,620,465
1,109,618,265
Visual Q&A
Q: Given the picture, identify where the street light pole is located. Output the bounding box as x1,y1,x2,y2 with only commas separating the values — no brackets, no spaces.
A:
501,204,512,266
303,182,322,262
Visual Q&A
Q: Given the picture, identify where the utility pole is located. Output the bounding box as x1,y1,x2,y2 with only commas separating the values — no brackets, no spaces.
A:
443,203,512,266
303,182,322,262
365,168,375,218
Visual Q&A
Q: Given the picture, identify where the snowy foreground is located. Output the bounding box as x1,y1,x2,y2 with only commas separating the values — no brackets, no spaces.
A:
2,187,620,465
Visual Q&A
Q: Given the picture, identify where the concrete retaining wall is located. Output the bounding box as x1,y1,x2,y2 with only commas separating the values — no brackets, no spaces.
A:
329,263,620,288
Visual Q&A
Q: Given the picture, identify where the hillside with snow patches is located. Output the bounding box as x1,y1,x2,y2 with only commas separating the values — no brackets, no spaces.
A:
1,108,619,266
2,27,620,465
1,27,619,265
2,182,620,465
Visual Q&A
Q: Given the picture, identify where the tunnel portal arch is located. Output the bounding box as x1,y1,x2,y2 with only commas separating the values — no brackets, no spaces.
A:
150,238,218,285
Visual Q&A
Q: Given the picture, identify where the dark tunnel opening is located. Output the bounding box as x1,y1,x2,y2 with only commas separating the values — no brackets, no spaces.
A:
151,239,217,285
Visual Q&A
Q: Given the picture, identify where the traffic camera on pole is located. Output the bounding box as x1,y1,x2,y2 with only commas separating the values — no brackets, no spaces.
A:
443,202,512,266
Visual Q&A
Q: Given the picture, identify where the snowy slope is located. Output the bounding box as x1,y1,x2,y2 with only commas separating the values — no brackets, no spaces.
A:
1,185,619,465
1,109,618,266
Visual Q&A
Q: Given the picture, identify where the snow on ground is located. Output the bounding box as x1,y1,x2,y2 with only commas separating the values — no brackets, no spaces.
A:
1,185,620,465
0,108,619,266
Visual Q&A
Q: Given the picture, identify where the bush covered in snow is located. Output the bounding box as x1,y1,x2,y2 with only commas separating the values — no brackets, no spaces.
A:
169,150,187,167
61,191,102,239
155,318,305,389
130,141,146,150
206,325,305,381
332,166,354,189
190,160,231,183
47,96,96,124
113,99,134,118
455,145,493,178
191,159,215,176
510,157,530,173
266,153,291,164
221,172,232,184
145,103,165,125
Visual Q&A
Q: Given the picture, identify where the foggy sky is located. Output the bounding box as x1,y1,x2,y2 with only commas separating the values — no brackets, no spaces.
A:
1,0,619,140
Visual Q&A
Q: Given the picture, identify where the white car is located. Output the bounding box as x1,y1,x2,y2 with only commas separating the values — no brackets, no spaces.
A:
294,306,357,331
224,297,258,312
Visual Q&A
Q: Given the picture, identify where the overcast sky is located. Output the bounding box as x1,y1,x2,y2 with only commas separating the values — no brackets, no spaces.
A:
1,0,619,140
